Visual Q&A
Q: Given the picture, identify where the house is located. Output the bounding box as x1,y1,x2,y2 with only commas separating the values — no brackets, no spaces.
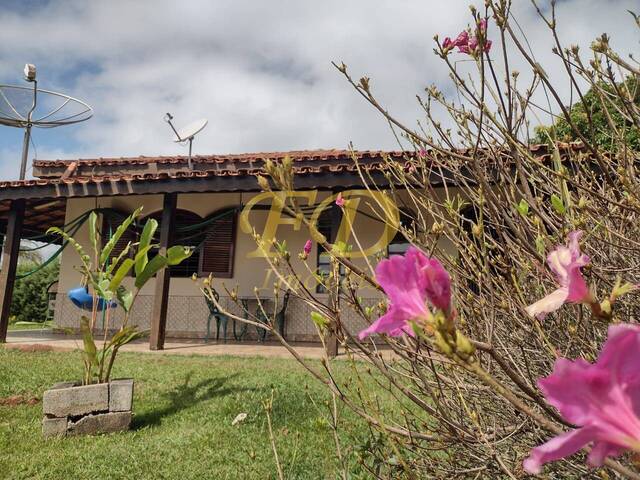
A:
0,149,436,352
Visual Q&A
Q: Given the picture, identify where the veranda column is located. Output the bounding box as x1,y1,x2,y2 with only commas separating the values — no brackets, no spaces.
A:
325,196,342,358
149,193,177,350
0,199,26,342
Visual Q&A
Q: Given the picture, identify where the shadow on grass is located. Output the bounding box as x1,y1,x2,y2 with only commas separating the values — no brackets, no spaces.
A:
133,372,255,429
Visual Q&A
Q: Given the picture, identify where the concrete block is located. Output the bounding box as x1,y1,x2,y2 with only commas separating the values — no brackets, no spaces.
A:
109,379,134,412
67,411,132,436
43,383,108,418
42,417,68,438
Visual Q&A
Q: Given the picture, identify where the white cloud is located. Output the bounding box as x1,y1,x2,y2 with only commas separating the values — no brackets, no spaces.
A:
0,0,636,173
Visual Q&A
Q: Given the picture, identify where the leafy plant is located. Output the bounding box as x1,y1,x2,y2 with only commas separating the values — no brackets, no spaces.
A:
48,207,192,384
11,260,59,324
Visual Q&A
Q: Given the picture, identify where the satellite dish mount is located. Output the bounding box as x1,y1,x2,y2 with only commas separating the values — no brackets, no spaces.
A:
164,113,208,170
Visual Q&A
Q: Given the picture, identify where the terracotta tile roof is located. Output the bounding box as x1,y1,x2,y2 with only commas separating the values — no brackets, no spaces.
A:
0,144,589,196
3,149,406,190
32,149,397,169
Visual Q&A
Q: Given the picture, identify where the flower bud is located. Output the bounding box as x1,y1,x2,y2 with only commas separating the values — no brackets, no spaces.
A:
434,331,453,356
455,332,475,359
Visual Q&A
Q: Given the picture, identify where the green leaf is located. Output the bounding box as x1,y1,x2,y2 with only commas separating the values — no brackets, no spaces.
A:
135,255,168,289
550,194,566,215
106,241,132,275
95,278,113,301
516,199,529,216
133,244,155,270
166,245,193,266
135,219,158,276
80,316,98,366
108,326,146,350
88,211,99,260
310,311,329,330
116,286,134,312
100,207,143,266
108,258,135,292
47,226,91,271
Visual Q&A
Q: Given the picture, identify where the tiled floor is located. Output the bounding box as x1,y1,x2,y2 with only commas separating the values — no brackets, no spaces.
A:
4,329,333,359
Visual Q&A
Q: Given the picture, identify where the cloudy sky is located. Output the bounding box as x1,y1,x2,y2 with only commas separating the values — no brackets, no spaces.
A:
0,0,637,179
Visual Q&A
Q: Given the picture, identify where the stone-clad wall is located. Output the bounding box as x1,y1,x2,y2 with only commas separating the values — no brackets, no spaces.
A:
54,295,377,342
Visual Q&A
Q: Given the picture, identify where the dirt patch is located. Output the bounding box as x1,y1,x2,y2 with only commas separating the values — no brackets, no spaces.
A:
0,394,40,406
7,344,55,353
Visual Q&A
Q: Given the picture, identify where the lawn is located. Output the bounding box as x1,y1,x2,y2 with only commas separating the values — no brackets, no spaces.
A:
0,348,374,479
8,321,52,331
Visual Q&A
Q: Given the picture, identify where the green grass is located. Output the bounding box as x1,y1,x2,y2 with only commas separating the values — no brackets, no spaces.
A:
8,321,52,331
0,348,373,479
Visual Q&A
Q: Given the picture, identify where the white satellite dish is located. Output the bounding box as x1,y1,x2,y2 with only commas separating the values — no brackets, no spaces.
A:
164,113,208,169
174,118,208,143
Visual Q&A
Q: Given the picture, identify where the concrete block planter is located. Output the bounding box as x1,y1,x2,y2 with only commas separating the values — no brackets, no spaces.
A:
42,379,133,437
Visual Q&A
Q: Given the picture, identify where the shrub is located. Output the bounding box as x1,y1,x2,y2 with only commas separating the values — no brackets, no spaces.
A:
11,260,59,324
212,3,640,478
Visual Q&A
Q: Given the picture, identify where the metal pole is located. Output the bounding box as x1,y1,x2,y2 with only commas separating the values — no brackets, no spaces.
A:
188,137,193,170
19,124,31,180
19,79,37,180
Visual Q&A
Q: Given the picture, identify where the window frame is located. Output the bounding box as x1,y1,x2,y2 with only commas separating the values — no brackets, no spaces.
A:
198,208,238,279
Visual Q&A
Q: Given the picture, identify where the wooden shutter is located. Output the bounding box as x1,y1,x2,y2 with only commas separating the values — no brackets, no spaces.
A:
199,209,236,278
145,209,203,278
101,210,137,271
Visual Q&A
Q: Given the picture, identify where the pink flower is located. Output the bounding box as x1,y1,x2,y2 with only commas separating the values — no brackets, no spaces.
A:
358,247,451,339
452,30,469,47
303,240,312,257
442,30,469,53
443,20,491,55
466,36,492,53
524,324,640,473
335,193,345,207
526,231,592,319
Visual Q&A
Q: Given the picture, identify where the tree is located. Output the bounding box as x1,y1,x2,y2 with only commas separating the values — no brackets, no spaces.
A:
10,261,59,323
536,76,640,151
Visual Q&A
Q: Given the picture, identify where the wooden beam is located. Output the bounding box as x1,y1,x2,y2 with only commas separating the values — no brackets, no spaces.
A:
0,199,25,342
0,169,414,202
149,193,177,350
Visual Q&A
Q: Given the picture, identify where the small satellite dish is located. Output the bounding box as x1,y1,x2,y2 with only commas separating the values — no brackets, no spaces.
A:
174,118,208,143
164,113,208,169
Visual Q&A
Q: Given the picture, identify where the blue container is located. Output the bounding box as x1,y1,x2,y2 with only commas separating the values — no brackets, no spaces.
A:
68,286,117,311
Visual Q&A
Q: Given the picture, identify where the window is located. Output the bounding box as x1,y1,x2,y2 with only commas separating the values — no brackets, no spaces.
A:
315,207,345,293
199,208,237,278
459,205,507,293
142,208,238,279
387,209,415,256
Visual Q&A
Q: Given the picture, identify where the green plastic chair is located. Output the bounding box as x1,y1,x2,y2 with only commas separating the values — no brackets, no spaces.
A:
204,288,229,343
255,291,290,342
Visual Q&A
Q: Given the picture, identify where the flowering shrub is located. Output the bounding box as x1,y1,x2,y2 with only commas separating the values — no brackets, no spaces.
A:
211,2,640,477
525,323,640,473
525,231,592,319
358,247,452,339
